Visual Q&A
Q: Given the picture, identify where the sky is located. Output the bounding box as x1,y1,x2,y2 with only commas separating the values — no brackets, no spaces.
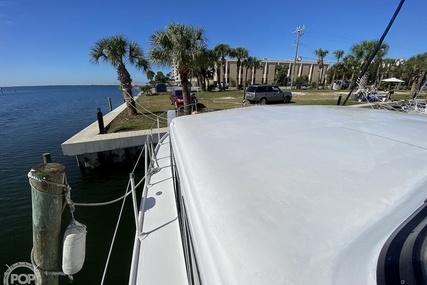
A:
0,0,425,86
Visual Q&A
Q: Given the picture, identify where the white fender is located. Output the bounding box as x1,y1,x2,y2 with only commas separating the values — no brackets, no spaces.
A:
62,220,87,276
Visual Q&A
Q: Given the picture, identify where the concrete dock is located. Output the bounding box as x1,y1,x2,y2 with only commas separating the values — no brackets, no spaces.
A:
61,101,168,167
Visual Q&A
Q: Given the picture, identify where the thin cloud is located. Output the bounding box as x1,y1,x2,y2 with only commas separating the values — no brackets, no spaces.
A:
0,1,16,7
2,19,14,25
0,1,17,26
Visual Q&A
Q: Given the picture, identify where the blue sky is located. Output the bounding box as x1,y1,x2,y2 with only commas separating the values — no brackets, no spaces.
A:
0,0,424,86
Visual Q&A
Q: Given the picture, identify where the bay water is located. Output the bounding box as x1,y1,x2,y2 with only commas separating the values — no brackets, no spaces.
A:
0,85,144,284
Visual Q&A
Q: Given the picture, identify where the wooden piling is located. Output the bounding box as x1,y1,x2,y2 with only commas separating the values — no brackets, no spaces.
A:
29,161,66,285
108,96,113,111
42,153,51,164
97,108,105,134
337,94,342,105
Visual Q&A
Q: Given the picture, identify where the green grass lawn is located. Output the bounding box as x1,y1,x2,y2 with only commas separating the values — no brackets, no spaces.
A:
106,89,413,133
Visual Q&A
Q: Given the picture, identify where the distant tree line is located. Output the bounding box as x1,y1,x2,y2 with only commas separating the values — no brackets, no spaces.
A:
89,24,427,116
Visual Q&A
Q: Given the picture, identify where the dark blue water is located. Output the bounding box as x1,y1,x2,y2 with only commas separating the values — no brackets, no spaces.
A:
0,86,143,284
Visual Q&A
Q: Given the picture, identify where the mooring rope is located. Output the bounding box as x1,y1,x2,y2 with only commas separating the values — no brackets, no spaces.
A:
27,170,143,207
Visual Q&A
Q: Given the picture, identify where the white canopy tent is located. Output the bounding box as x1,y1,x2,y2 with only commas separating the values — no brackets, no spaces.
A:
381,77,405,83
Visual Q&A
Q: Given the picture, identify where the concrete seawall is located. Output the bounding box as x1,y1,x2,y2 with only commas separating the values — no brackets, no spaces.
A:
61,100,167,168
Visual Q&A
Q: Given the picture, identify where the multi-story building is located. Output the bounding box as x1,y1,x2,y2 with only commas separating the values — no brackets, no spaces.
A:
216,58,330,87
172,58,331,87
171,61,180,82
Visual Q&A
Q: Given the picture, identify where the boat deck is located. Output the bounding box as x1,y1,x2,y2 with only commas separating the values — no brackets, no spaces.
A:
130,106,427,284
128,135,187,285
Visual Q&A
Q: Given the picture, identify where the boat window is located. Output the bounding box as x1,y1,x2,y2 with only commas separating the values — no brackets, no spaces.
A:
377,202,427,285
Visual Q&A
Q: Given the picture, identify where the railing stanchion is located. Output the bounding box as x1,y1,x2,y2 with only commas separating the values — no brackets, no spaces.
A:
138,141,150,234
157,117,160,143
130,173,139,234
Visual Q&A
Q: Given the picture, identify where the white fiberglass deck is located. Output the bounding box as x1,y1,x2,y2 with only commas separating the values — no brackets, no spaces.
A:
168,106,427,284
129,135,187,285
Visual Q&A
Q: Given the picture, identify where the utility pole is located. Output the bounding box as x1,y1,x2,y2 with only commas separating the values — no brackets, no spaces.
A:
290,25,304,90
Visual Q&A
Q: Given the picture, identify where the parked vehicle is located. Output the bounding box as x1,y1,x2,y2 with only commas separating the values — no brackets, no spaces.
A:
170,90,198,108
332,80,350,90
245,84,292,104
154,83,167,93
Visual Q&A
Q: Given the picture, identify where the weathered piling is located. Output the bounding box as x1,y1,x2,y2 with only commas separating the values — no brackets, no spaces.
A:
42,153,51,164
108,97,113,111
29,159,66,285
337,94,342,105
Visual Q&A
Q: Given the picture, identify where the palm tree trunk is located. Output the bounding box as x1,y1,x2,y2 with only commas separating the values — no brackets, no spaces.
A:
117,64,137,116
180,72,191,115
243,66,249,101
253,69,257,85
331,71,336,89
221,57,226,89
412,71,427,94
411,78,418,94
217,64,221,90
320,67,324,87
375,60,382,87
202,76,206,92
122,87,137,116
236,60,241,89
419,70,427,91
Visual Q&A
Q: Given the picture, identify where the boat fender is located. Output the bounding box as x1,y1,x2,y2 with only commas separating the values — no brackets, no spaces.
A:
62,220,87,276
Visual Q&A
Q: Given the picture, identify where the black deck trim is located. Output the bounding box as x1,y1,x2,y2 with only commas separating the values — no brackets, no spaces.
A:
377,201,427,285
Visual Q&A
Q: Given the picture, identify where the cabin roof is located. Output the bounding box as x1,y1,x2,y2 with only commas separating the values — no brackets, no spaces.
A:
169,105,427,284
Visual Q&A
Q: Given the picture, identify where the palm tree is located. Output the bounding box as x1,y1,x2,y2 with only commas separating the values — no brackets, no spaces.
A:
214,44,231,89
229,47,249,89
275,64,289,86
192,47,216,91
251,58,264,84
154,71,168,83
314,48,329,89
241,56,253,100
405,52,427,93
240,56,265,100
90,35,149,116
351,40,389,89
334,50,345,63
149,23,206,115
381,58,398,79
245,57,255,85
331,50,344,88
146,70,155,84
342,55,359,88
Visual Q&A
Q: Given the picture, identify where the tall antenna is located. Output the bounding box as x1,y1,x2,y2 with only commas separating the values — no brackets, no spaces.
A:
290,25,304,90
342,0,405,105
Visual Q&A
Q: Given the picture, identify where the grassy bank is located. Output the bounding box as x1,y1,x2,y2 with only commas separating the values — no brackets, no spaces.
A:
106,89,412,133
